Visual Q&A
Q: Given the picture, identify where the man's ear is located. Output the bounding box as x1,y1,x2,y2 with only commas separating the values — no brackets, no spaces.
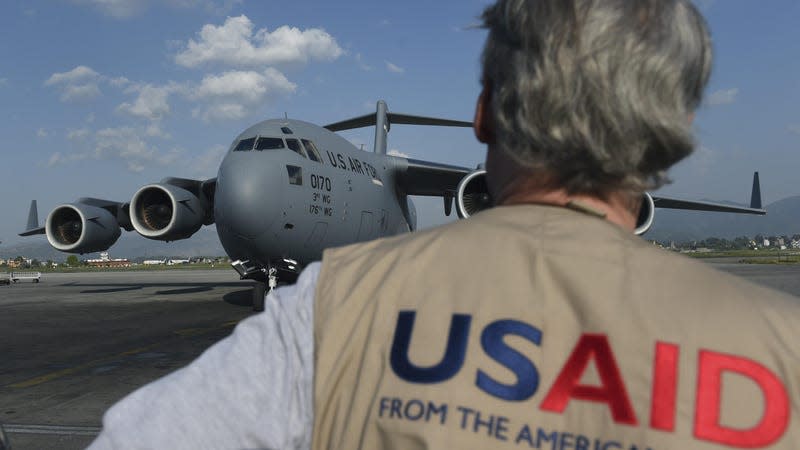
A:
474,84,494,144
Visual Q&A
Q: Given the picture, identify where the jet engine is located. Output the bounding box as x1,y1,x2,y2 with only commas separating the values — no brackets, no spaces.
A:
454,168,656,235
456,169,493,219
635,192,655,236
131,184,207,241
46,204,121,254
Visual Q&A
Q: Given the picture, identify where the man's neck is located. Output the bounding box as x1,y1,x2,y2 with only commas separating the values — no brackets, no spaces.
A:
499,189,640,231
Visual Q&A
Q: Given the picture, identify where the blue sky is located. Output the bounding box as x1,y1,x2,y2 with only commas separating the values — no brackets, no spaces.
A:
1,0,799,246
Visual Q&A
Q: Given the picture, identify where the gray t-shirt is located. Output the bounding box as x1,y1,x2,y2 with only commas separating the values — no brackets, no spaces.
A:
88,263,320,450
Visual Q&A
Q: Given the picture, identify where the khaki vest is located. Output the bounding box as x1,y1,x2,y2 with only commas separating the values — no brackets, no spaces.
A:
312,205,800,450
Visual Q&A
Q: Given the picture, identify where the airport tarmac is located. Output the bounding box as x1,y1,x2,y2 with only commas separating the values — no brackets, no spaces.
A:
1,262,800,449
0,270,255,449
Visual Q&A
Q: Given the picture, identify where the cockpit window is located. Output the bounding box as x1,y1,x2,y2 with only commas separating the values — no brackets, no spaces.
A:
255,137,285,151
286,165,302,185
301,139,323,163
285,139,307,158
233,137,256,152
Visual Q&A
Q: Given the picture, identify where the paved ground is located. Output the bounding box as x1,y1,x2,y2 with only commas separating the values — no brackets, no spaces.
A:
1,262,799,449
709,260,800,296
0,270,255,449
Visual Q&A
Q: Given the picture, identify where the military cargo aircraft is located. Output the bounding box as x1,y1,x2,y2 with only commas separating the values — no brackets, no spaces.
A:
20,101,765,310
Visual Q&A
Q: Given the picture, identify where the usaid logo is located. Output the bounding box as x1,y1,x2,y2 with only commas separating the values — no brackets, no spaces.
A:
389,311,791,448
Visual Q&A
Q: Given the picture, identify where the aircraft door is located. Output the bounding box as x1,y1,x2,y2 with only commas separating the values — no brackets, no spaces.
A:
357,211,374,241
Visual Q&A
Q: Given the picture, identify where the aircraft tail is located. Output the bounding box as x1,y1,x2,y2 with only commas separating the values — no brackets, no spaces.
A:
374,100,389,155
19,200,45,237
750,172,762,209
322,100,472,155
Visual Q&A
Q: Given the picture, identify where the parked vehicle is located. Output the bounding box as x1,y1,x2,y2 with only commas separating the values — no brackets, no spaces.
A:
9,271,41,283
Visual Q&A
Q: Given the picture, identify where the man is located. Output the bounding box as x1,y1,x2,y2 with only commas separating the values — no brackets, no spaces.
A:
90,0,800,449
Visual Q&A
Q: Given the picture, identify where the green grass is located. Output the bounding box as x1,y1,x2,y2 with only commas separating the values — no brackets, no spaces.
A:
683,249,800,259
738,255,800,265
2,263,232,274
679,249,800,264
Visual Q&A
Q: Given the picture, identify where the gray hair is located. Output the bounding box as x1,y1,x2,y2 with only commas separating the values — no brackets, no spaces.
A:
481,0,712,194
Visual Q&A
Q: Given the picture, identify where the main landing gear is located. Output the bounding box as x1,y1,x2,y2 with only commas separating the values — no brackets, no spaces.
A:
231,259,299,312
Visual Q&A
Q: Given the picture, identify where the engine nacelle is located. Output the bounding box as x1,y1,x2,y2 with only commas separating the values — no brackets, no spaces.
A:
46,204,121,254
454,169,655,234
456,169,493,219
635,192,656,236
131,184,206,241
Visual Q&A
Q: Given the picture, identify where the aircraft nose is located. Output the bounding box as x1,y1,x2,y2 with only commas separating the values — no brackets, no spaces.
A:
215,155,282,239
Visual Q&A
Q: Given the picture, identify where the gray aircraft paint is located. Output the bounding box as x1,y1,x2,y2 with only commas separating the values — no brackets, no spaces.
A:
215,118,412,266
20,100,764,288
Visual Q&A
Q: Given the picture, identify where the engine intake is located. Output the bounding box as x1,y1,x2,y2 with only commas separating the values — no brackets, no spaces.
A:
453,169,655,235
456,169,493,219
635,192,655,236
46,204,121,254
131,184,206,241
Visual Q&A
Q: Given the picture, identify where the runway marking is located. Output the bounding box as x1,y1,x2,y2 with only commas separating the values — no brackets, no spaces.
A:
174,321,237,337
4,423,101,436
7,344,160,389
7,321,240,389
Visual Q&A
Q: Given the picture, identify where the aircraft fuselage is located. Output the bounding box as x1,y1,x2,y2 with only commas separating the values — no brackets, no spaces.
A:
214,119,413,268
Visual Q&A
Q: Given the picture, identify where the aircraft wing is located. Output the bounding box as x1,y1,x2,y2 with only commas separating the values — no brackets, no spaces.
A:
20,177,217,254
652,172,765,215
392,160,766,219
392,158,471,196
652,196,765,215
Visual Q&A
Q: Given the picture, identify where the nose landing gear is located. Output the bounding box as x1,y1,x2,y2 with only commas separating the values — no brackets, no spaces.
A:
231,259,300,312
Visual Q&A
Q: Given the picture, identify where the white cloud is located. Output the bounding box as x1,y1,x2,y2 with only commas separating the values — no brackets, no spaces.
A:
44,66,104,102
117,84,177,120
705,88,739,106
44,66,99,86
47,150,90,167
175,15,343,68
36,128,48,138
189,144,227,176
388,149,410,158
67,128,90,140
788,124,800,135
48,126,183,172
48,152,64,167
109,76,131,87
386,61,405,74
145,123,171,139
61,83,102,102
190,68,296,121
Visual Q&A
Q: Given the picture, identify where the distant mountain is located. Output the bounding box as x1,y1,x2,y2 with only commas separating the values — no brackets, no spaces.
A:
646,196,800,242
0,228,226,262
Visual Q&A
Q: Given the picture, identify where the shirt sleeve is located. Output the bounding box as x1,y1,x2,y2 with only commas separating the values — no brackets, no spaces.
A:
88,262,320,450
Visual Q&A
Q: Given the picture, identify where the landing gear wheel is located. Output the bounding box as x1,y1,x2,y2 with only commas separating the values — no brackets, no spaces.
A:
252,282,266,312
